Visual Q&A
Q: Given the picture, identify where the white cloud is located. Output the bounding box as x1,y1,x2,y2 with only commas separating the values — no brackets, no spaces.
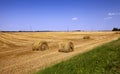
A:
105,12,120,20
108,12,120,16
72,17,78,21
108,13,115,16
104,17,112,20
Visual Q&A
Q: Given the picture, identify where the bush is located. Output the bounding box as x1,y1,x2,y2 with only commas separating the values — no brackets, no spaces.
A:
112,27,120,31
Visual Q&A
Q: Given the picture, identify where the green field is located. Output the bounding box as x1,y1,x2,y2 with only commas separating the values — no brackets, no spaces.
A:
36,38,120,74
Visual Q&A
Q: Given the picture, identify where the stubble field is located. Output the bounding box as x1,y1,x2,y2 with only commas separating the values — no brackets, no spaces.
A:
0,32,120,74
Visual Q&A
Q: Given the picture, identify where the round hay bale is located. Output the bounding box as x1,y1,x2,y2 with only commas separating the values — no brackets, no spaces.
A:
32,41,49,51
58,41,74,53
83,36,90,39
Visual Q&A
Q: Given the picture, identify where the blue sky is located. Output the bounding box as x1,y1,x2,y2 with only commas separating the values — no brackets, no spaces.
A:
0,0,120,31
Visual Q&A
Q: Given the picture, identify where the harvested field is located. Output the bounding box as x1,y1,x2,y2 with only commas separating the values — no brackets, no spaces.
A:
0,32,120,74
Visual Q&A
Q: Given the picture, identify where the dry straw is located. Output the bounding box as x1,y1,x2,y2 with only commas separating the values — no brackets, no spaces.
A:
32,41,49,51
58,41,74,53
115,31,120,34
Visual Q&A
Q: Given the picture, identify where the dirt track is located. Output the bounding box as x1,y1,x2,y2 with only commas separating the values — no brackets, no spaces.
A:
0,32,120,74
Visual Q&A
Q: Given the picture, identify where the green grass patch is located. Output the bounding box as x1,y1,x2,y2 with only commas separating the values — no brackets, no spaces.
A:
36,38,120,74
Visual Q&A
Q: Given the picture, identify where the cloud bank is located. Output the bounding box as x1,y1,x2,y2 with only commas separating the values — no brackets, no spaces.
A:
104,12,120,20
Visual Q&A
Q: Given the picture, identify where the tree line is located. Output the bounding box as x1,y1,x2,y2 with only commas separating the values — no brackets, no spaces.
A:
112,27,120,31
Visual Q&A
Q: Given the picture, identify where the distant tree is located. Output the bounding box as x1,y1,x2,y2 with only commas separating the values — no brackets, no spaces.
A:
112,27,119,31
74,30,81,32
19,30,22,32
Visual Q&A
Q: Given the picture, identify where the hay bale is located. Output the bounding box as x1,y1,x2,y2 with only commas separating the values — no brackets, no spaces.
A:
58,41,74,53
83,36,90,39
32,41,49,51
